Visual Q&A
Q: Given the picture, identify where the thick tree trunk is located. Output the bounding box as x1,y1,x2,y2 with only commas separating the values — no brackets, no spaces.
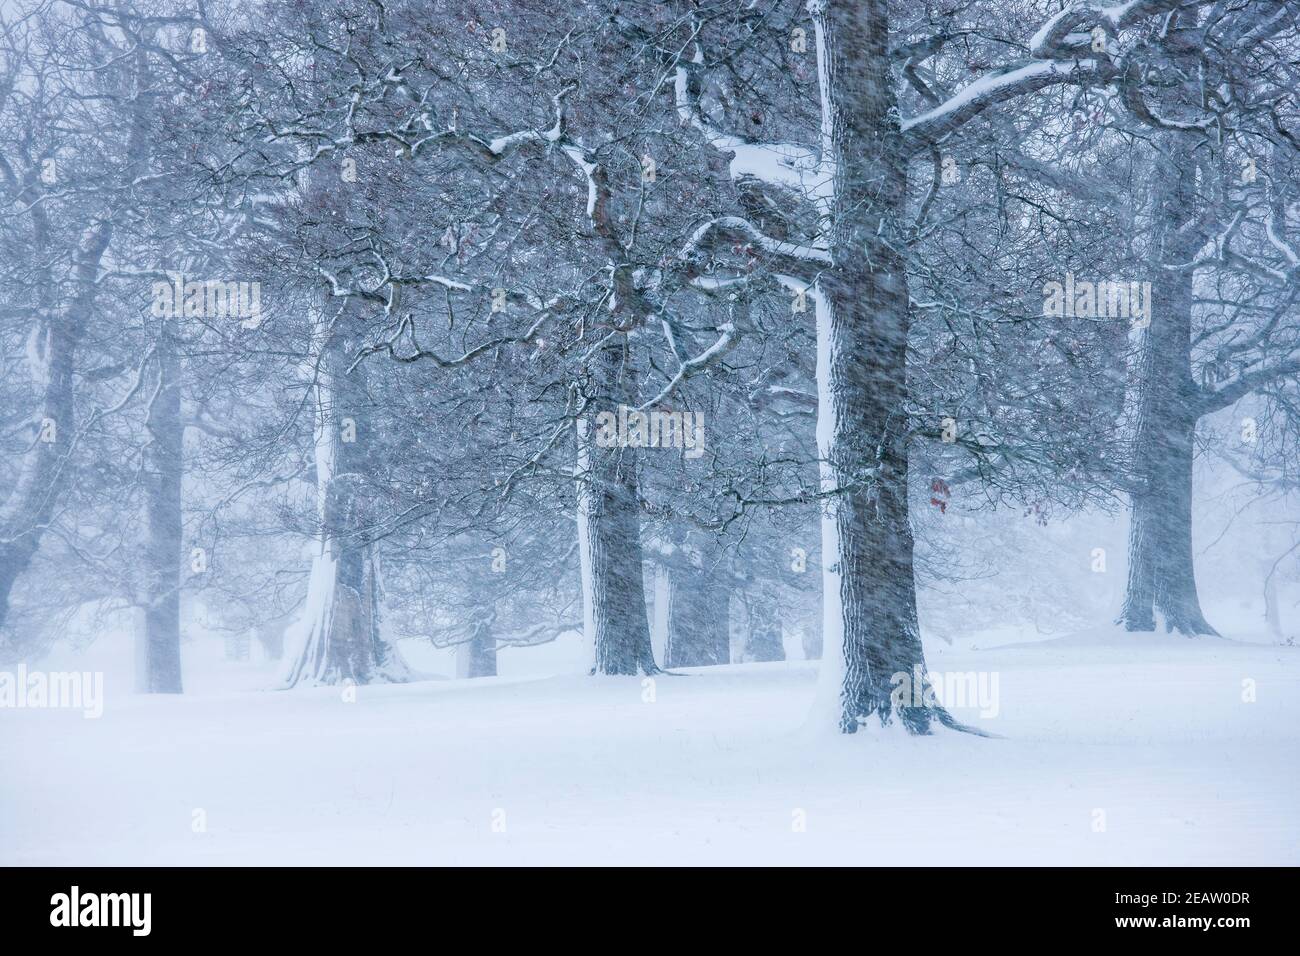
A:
142,321,183,692
1118,138,1217,637
1264,573,1284,643
281,319,409,687
456,620,498,678
812,0,950,733
1,50,148,637
801,624,823,661
650,560,671,660
0,318,77,634
664,535,730,667
743,593,785,663
254,625,285,661
577,339,658,676
0,233,107,634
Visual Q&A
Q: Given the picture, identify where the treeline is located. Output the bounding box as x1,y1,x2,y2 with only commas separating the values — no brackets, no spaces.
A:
0,0,1297,733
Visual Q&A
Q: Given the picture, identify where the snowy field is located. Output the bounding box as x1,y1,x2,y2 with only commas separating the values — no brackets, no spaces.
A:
3,624,1297,866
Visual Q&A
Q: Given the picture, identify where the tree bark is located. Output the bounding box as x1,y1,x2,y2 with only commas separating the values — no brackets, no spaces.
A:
1118,137,1217,636
577,339,658,676
0,230,108,634
801,623,823,661
743,593,785,663
812,0,950,733
1264,572,1284,643
456,619,498,678
281,318,409,686
1,46,149,637
664,534,730,668
141,319,184,692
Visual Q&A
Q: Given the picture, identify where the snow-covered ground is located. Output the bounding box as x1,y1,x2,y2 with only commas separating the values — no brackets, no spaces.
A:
2,625,1297,865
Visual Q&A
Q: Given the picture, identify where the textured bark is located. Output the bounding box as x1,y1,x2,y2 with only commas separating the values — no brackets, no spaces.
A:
577,339,658,676
141,321,183,692
1118,137,1217,637
281,321,409,687
664,537,730,668
813,0,950,733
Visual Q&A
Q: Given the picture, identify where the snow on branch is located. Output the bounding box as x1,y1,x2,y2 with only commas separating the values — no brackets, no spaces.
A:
681,216,831,272
901,58,1107,151
1117,59,1216,134
673,50,830,208
348,311,550,373
1201,355,1300,415
902,0,1226,151
1028,0,1193,60
638,321,739,411
405,83,576,162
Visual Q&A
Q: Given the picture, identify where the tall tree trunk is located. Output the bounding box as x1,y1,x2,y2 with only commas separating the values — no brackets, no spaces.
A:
743,593,785,663
281,317,409,687
577,339,658,676
664,534,730,668
142,319,183,692
1264,572,1284,643
1118,137,1217,636
1,49,149,638
801,623,823,661
456,618,498,678
0,317,77,634
254,624,285,661
0,231,107,634
650,560,671,661
812,0,950,733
